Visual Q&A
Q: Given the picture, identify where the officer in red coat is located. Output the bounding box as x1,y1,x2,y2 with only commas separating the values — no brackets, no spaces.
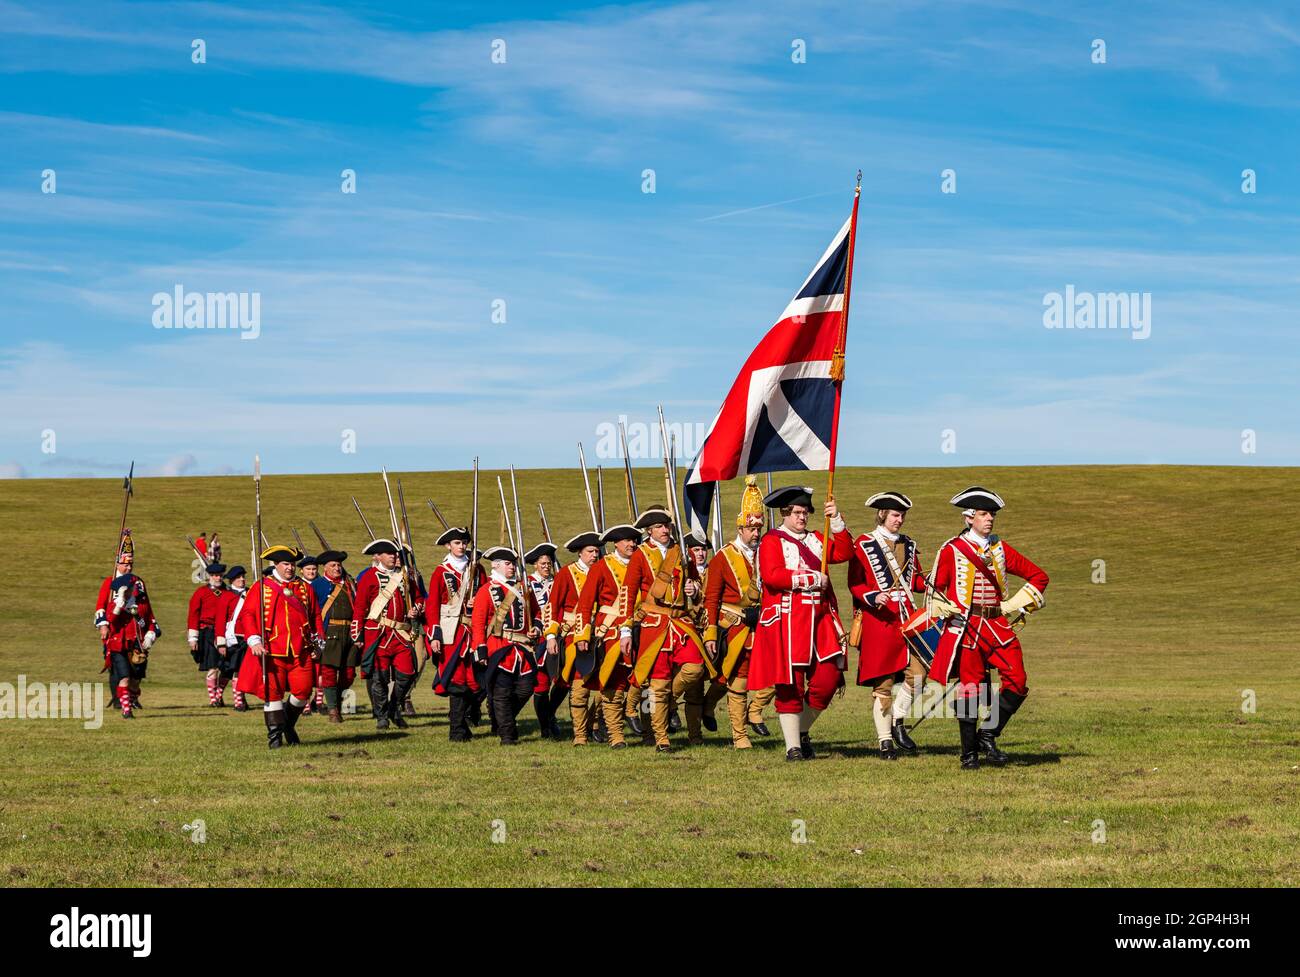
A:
848,492,928,759
426,527,484,741
351,539,419,731
235,545,323,748
748,486,852,761
94,530,160,719
928,487,1049,768
188,562,229,707
471,546,543,745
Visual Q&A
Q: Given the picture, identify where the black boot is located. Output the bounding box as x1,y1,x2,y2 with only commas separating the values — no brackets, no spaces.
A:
668,710,682,733
592,710,609,743
369,670,390,730
389,672,414,729
533,692,551,739
785,747,804,761
892,719,918,754
749,720,770,737
282,699,304,746
879,739,898,760
799,732,815,760
264,710,284,750
958,718,980,769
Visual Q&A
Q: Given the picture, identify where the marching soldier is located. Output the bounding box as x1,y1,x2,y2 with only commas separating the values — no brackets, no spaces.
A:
235,545,323,748
188,562,230,707
524,542,565,741
312,550,358,724
426,527,484,742
625,507,712,752
351,539,419,731
748,486,852,761
702,477,773,749
218,565,250,711
929,487,1049,768
546,531,604,744
297,553,323,714
94,530,160,719
573,524,641,748
471,546,544,745
848,492,929,759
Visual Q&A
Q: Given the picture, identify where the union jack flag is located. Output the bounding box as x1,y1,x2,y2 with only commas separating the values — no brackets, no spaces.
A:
683,204,859,537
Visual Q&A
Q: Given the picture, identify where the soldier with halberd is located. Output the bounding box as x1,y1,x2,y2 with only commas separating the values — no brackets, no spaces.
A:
624,506,713,752
523,541,565,741
235,545,323,749
748,486,853,761
545,531,604,744
426,526,485,741
928,487,1049,768
188,561,230,707
351,538,419,731
848,491,930,759
311,550,357,724
470,546,544,745
573,523,641,748
218,565,251,711
94,530,160,720
702,476,775,749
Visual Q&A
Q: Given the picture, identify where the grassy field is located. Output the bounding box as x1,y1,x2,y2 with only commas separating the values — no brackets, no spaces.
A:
1,465,1297,887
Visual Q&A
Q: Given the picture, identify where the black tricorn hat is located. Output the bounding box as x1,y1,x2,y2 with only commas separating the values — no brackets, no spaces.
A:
683,532,711,550
565,531,602,553
436,527,472,545
763,486,814,510
866,491,913,512
524,542,557,565
483,545,518,563
317,549,348,564
600,524,641,545
950,486,1005,513
362,538,400,556
634,506,673,530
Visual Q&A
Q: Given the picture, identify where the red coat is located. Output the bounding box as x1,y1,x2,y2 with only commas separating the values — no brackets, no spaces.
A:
235,575,321,660
573,554,634,688
624,542,706,682
218,588,245,640
703,541,760,681
187,584,226,635
848,531,926,682
94,574,158,661
353,566,416,654
471,577,542,673
748,525,852,690
546,560,591,680
424,559,480,656
927,533,1049,683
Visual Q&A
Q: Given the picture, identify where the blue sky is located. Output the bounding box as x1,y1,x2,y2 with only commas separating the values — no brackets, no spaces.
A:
1,0,1296,478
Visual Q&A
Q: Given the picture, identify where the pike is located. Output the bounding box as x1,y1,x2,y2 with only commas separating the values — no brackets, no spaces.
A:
618,419,638,519
111,461,134,577
576,443,600,533
253,456,269,715
711,482,723,551
351,496,377,542
596,466,606,533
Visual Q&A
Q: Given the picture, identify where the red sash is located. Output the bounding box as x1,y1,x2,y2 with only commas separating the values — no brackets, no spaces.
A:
949,537,1005,601
773,530,826,577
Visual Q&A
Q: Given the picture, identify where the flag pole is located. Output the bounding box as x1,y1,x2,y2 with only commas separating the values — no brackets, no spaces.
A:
821,171,862,572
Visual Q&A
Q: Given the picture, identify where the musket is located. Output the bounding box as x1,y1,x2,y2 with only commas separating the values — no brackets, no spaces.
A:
711,482,723,552
260,530,270,550
657,407,690,559
509,465,533,634
397,479,421,580
618,420,638,519
185,536,209,571
434,460,480,691
426,499,450,532
112,461,134,577
576,443,600,533
248,525,257,580
537,503,552,544
596,466,606,533
290,526,308,558
497,477,517,552
254,456,268,708
308,520,353,584
765,472,775,530
351,496,377,542
381,468,416,619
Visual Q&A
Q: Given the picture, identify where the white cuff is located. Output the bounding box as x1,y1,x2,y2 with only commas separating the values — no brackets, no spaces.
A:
830,514,846,533
247,635,262,648
619,626,633,638
187,629,199,642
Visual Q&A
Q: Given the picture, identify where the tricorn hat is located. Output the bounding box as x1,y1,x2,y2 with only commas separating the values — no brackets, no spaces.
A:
565,531,602,553
600,524,641,545
950,486,1005,513
362,538,400,556
634,506,673,530
317,549,348,564
483,545,518,563
763,486,814,510
866,491,913,512
684,532,711,550
436,527,472,545
260,544,301,564
524,542,557,565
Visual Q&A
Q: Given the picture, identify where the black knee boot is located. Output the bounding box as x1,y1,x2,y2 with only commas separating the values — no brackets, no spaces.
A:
369,670,390,729
958,718,980,769
389,671,414,729
448,690,471,742
979,689,1025,763
264,709,285,750
282,699,304,745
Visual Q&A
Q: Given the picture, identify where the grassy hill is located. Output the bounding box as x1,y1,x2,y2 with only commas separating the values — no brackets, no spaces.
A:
1,465,1296,886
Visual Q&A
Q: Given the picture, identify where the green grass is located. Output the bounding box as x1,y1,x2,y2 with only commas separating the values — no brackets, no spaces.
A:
1,465,1297,886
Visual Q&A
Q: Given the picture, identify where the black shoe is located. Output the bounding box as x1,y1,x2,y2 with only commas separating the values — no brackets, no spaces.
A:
402,698,416,717
799,733,815,760
785,747,804,761
960,752,980,769
668,711,682,733
592,725,609,744
655,744,672,754
977,730,1009,764
375,716,390,731
610,741,627,750
234,702,248,713
892,720,918,754
749,721,770,737
879,739,898,760
389,708,409,730
702,713,718,732
628,713,644,736
548,723,566,742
